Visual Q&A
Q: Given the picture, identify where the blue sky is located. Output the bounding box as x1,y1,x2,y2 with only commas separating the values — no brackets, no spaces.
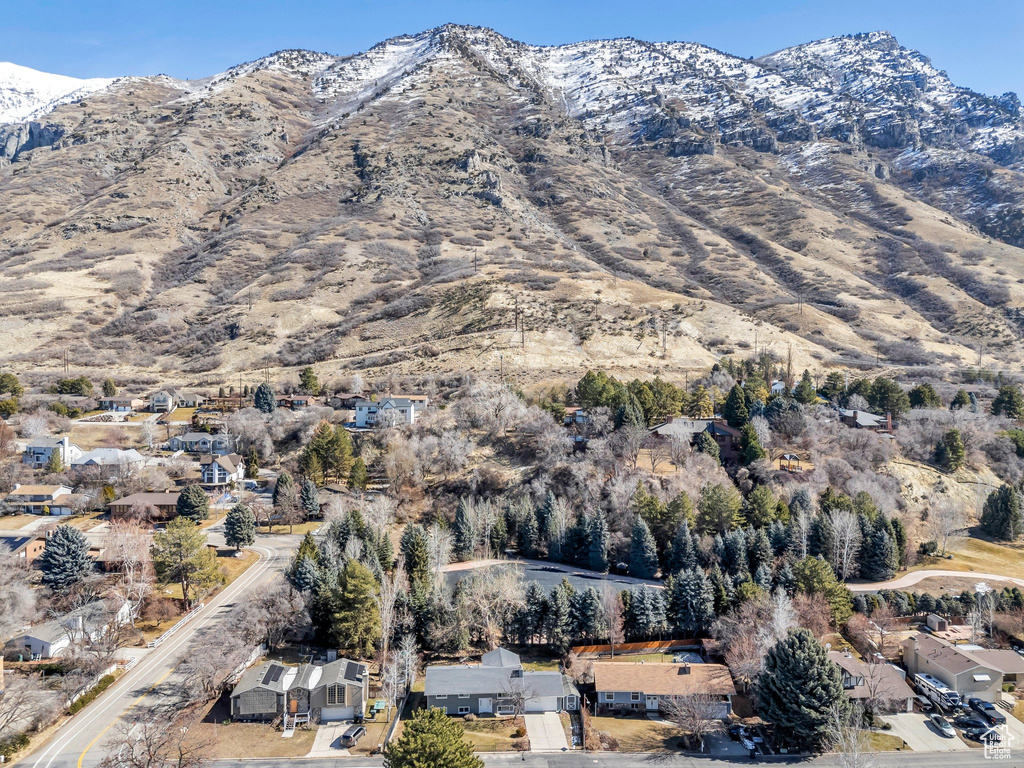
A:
6,0,1023,97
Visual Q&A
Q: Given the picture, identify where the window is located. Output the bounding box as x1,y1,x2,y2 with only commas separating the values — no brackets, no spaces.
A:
327,685,345,706
604,693,614,702
435,694,447,700
458,706,471,715
630,692,641,702
458,694,470,699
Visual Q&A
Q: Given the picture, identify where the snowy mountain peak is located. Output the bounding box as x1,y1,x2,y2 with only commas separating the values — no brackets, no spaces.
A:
0,62,115,124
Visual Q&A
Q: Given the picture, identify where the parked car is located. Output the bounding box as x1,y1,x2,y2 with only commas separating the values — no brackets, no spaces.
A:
914,695,934,713
969,697,1007,725
728,725,748,742
964,726,1002,744
340,726,366,748
929,714,956,738
954,713,989,730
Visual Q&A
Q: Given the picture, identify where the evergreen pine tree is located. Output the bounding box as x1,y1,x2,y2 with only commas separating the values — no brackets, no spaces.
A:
519,583,548,644
546,582,573,654
254,382,276,413
740,423,766,464
909,383,942,409
744,486,778,528
747,527,773,575
300,477,320,518
245,447,260,479
44,449,64,474
707,564,730,614
992,385,1024,420
331,559,381,657
384,707,483,768
348,457,368,490
721,529,750,581
793,370,817,404
299,449,324,485
570,587,604,640
102,378,117,397
224,504,256,551
696,482,745,534
518,507,539,556
667,520,697,573
935,428,966,471
176,484,209,523
291,555,321,593
950,389,971,410
299,366,321,395
273,471,295,508
38,524,93,593
981,484,1024,541
667,568,715,634
453,498,476,561
400,524,430,584
694,430,721,462
759,629,850,751
588,511,609,572
629,517,659,578
723,384,749,428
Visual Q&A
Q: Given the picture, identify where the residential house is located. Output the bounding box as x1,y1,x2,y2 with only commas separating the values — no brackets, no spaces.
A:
108,491,181,521
955,645,1024,687
901,634,1003,702
705,421,742,463
593,661,736,718
770,380,792,396
4,484,80,515
649,417,714,442
200,454,244,488
22,436,83,469
828,651,914,713
563,407,592,426
838,409,894,434
230,658,369,723
277,395,317,410
71,448,146,472
327,393,362,410
149,391,205,412
353,397,423,428
424,648,579,716
98,396,145,412
168,432,236,455
0,533,47,563
11,600,130,659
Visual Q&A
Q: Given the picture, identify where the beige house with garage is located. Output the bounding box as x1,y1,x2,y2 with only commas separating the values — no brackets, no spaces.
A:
901,634,1003,702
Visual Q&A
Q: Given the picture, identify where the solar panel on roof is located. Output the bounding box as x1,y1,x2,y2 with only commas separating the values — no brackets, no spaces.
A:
261,666,277,685
343,663,361,681
270,665,284,683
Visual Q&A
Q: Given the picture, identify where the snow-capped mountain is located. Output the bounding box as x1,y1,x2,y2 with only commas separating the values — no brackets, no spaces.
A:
1,26,1023,381
0,62,115,124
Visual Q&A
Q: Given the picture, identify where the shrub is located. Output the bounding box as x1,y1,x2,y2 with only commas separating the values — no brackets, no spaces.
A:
463,713,477,722
512,726,526,738
0,733,30,759
1004,683,1016,693
68,673,116,714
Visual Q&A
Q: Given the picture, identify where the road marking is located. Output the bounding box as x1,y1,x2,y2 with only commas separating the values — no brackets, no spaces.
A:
32,544,278,768
76,667,175,768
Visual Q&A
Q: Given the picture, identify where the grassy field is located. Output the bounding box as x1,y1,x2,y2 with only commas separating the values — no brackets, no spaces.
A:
258,521,323,536
351,716,393,755
911,534,1024,581
460,717,526,752
591,714,679,752
0,514,36,530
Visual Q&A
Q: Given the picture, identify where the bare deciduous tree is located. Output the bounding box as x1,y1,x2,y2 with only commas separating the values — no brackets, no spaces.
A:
926,497,967,556
376,565,406,666
0,674,59,740
828,509,862,581
600,582,624,658
98,708,210,768
104,520,154,626
661,692,724,751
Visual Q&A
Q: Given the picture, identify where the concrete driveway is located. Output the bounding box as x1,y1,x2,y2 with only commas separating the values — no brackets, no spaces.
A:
881,713,970,752
524,713,568,752
306,724,351,757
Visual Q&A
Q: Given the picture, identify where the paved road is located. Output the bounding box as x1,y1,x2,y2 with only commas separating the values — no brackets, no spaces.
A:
210,748,1015,767
25,531,300,768
444,558,662,593
850,569,1024,592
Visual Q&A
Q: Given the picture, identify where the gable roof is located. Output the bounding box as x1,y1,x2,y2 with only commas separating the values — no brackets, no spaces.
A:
231,662,296,696
649,418,714,439
828,652,915,701
593,662,736,697
72,448,145,466
200,453,242,473
7,484,69,497
231,659,366,697
482,647,521,668
25,437,71,449
838,409,887,427
107,491,181,508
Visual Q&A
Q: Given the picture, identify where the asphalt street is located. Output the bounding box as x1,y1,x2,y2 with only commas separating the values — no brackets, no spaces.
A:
25,529,299,768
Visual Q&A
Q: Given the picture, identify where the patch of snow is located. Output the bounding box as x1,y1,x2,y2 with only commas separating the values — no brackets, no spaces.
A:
0,62,116,124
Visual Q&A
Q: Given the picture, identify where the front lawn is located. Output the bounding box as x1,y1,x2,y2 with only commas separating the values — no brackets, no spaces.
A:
591,714,680,752
0,514,36,530
187,691,316,758
866,731,907,751
460,716,527,752
153,548,259,602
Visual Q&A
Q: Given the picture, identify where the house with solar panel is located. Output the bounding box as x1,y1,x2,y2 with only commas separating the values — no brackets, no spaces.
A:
230,658,369,725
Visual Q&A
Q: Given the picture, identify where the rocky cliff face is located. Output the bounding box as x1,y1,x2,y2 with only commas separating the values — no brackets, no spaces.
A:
0,26,1022,385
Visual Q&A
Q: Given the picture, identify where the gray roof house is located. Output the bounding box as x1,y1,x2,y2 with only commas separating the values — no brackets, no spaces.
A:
230,658,368,724
354,397,425,428
199,453,244,487
11,600,131,659
71,448,146,470
424,648,578,716
22,436,83,469
168,432,236,455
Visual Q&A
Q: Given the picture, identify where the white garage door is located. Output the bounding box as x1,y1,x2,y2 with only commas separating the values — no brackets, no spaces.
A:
321,706,355,722
525,697,558,713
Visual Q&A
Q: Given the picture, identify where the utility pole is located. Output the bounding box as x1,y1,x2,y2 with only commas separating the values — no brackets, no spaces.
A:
499,354,504,382
514,295,519,331
248,287,253,312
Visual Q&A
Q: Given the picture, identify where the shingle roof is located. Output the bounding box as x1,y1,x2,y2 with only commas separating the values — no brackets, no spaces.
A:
72,448,145,466
593,662,736,697
909,634,998,675
425,664,564,698
482,648,521,667
231,663,296,696
828,652,915,702
26,437,68,448
108,491,180,508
